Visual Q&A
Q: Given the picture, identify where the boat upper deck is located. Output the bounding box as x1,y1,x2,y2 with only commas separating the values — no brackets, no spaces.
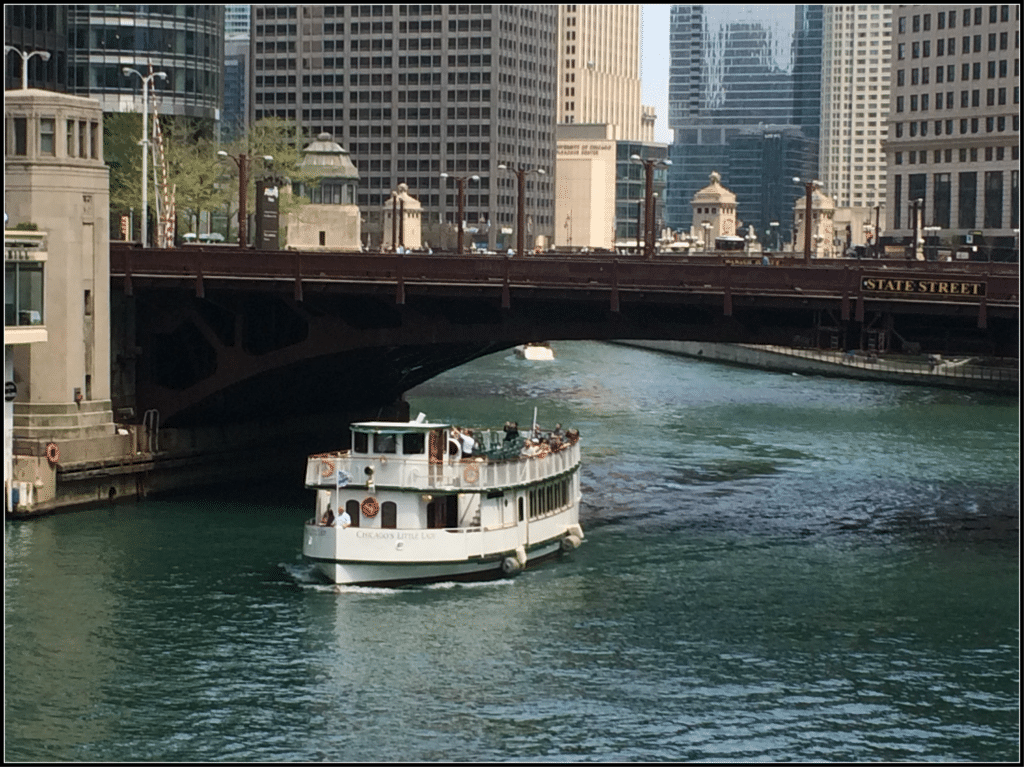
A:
305,421,580,493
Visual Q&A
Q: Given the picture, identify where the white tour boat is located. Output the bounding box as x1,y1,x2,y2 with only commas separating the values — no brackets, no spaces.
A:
515,342,555,361
302,415,584,586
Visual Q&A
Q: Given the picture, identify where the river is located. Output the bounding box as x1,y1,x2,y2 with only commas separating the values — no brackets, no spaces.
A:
4,341,1018,761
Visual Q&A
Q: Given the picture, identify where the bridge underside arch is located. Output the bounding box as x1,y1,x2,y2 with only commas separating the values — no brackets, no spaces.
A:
114,282,1016,428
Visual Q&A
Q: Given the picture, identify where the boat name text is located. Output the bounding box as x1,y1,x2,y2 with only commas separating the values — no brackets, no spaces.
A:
355,530,437,540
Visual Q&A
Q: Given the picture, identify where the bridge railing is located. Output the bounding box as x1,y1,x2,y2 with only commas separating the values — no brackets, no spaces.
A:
109,245,1020,307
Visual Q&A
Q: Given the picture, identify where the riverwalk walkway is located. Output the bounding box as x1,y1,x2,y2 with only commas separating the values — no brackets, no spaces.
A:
616,341,1018,394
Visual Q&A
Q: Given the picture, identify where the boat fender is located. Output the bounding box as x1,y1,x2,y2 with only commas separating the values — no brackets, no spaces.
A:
515,545,527,567
567,524,585,540
320,458,334,478
361,496,380,517
561,534,582,552
45,442,60,465
463,464,479,484
501,556,523,576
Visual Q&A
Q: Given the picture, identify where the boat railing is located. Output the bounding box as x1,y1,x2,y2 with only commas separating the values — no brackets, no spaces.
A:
305,437,580,491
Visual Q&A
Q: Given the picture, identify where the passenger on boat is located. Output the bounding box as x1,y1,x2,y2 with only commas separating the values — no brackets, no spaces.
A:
503,421,520,442
458,428,476,456
337,506,352,528
322,506,335,526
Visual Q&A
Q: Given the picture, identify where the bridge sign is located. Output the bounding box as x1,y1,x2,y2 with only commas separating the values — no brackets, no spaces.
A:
861,276,986,297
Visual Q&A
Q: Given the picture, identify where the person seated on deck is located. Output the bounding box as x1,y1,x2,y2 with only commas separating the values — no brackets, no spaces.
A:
322,505,335,526
503,421,520,442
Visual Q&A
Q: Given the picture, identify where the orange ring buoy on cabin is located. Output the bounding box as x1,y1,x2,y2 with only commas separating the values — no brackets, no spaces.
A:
45,442,60,465
361,496,380,517
321,458,335,477
463,463,480,484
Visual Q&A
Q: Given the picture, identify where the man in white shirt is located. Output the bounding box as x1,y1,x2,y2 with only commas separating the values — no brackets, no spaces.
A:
336,507,352,528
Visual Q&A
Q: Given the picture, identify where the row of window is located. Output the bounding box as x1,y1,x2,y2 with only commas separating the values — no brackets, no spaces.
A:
895,144,1018,166
898,5,1015,34
892,170,1019,230
7,116,99,160
527,477,572,519
894,113,1019,139
897,85,1019,112
898,60,1015,88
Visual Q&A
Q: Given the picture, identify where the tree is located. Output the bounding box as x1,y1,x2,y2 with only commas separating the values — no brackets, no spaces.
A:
163,124,227,238
104,112,144,241
217,117,316,240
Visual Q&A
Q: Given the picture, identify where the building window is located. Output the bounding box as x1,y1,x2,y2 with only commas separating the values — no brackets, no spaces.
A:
11,117,28,155
984,171,1003,229
934,173,951,227
39,118,55,155
4,260,45,327
958,172,977,228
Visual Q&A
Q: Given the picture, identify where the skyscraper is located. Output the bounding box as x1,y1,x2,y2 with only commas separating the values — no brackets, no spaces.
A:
64,6,224,124
557,4,650,142
249,4,558,251
818,5,891,212
885,4,1020,260
665,5,823,244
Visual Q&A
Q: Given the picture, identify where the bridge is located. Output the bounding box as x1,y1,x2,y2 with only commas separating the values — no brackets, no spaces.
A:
109,245,1018,428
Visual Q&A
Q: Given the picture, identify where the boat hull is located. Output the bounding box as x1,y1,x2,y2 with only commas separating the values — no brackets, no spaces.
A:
306,536,567,587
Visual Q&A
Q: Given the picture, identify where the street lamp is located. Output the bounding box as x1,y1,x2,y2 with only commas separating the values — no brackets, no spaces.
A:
497,164,545,257
218,151,273,247
909,197,924,260
124,67,167,248
793,176,821,264
440,172,480,254
631,154,672,258
923,225,941,262
5,46,50,89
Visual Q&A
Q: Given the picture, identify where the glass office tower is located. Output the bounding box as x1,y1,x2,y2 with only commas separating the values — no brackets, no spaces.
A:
666,5,822,245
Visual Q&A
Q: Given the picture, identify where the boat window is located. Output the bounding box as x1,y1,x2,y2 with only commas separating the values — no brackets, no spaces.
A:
353,431,369,453
402,432,425,455
374,433,397,453
346,499,360,528
381,501,397,528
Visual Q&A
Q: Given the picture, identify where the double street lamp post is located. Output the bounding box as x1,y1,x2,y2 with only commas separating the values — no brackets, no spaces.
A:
793,176,821,265
218,151,273,247
5,46,51,89
440,172,480,254
630,154,672,258
498,164,545,257
123,67,167,248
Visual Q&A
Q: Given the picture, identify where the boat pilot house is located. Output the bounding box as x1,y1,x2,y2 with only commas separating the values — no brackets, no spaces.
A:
303,417,584,586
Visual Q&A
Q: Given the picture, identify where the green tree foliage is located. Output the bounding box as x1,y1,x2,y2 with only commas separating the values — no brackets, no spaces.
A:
162,121,227,237
219,116,316,224
104,112,144,239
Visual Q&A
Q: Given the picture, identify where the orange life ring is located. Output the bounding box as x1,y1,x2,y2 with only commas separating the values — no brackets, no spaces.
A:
361,496,380,517
45,442,60,465
321,458,335,478
463,463,480,484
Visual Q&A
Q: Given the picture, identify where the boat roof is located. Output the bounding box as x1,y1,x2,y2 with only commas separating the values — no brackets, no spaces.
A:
351,419,450,433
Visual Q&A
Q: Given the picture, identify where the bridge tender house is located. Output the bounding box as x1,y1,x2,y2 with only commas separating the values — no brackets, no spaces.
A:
861,277,986,297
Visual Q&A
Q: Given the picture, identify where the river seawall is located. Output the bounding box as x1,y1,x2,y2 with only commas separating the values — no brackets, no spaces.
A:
614,341,1017,394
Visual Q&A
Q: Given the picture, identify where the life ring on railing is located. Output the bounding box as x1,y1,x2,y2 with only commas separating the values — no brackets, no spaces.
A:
463,463,480,484
320,458,335,478
45,442,60,465
361,496,380,517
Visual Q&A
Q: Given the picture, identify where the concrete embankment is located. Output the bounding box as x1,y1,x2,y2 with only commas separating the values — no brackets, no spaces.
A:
614,341,1018,394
